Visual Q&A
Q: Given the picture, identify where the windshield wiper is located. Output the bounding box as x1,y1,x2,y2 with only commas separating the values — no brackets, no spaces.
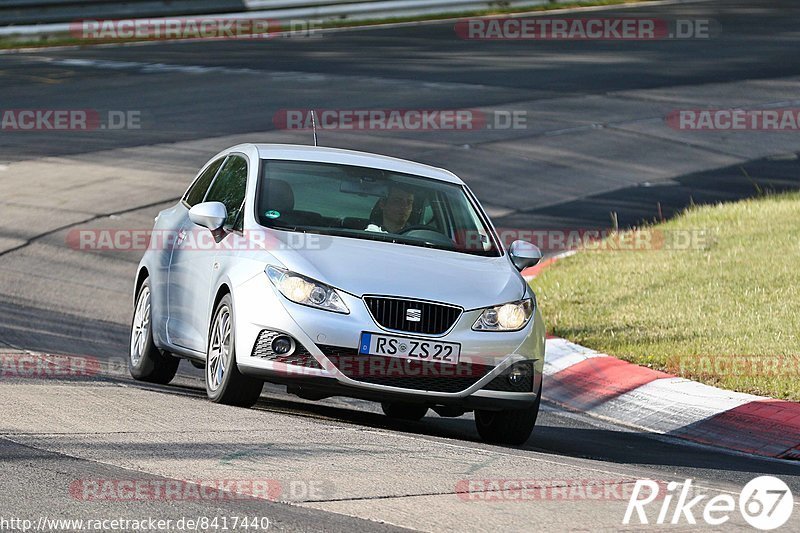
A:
268,223,300,232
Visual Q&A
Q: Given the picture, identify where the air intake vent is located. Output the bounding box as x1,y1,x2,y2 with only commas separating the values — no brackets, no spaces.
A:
251,330,322,369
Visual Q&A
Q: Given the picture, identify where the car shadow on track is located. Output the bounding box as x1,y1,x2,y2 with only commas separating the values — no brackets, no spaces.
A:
0,301,128,357
134,374,800,481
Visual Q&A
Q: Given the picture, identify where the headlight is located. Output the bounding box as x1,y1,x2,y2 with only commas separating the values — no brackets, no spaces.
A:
472,298,533,331
266,266,349,314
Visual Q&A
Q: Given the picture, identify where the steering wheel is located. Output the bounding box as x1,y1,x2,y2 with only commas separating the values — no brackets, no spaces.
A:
398,226,455,248
398,224,436,234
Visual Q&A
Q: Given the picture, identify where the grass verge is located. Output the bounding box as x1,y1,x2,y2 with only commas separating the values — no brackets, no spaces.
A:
0,0,653,50
530,192,800,401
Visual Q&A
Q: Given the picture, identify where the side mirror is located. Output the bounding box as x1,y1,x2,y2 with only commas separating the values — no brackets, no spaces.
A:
508,240,542,271
189,201,227,231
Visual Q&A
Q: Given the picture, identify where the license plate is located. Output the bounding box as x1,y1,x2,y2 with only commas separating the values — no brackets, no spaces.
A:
358,332,461,365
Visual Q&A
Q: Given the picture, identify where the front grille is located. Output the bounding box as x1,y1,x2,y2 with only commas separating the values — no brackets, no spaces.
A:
363,296,462,335
251,330,322,369
319,344,492,393
482,361,535,393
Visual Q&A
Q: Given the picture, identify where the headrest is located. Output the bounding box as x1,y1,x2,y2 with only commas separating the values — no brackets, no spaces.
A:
262,179,295,213
369,197,383,224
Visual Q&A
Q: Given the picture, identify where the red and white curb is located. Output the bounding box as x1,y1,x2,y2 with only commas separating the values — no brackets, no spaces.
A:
523,253,800,460
542,337,800,459
521,250,576,282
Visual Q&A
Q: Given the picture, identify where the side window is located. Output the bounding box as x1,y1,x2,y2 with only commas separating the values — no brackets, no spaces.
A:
184,157,225,207
205,155,248,228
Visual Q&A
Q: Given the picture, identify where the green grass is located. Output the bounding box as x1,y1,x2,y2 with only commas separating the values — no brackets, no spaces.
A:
0,0,652,50
530,192,800,401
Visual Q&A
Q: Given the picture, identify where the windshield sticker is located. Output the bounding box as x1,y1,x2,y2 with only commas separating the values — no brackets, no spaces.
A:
264,210,281,219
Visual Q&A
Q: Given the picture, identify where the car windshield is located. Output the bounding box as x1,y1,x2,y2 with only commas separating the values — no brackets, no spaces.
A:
257,159,501,257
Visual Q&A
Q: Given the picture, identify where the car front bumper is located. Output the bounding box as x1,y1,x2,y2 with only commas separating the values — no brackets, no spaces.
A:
233,272,545,409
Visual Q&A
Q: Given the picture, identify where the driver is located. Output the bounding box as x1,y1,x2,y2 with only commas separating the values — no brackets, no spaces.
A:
366,184,414,233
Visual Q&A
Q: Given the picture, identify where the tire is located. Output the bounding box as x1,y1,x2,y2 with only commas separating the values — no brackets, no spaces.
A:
205,294,263,407
381,402,428,421
129,279,179,384
474,385,541,445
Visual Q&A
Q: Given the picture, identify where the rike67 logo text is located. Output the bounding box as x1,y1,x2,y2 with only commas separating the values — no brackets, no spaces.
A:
624,476,793,530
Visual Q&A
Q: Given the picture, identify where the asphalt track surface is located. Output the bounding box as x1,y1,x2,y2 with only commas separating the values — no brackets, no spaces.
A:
2,0,800,531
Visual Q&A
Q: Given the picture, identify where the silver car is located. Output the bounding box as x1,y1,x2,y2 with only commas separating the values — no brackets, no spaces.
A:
130,144,545,444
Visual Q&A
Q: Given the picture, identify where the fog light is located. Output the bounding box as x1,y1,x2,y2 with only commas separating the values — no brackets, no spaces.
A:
272,336,294,355
507,365,527,386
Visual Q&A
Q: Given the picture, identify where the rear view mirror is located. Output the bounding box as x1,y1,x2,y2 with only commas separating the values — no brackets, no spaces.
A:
189,202,227,231
508,240,542,271
340,177,388,197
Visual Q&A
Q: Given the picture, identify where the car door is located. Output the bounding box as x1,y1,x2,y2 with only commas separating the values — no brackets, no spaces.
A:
164,155,225,348
167,154,248,353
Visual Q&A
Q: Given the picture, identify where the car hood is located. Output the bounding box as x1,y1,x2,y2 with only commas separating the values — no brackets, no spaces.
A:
266,232,526,310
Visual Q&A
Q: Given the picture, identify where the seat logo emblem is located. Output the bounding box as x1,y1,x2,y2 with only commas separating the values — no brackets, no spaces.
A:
406,309,422,322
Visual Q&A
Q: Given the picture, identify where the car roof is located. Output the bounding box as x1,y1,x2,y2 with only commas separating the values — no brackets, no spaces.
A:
246,143,464,185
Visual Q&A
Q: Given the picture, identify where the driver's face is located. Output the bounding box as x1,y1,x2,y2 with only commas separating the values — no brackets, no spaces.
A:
383,189,414,225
